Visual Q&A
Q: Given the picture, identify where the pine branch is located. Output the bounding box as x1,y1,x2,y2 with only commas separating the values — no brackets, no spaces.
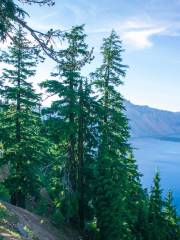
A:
0,0,63,62
14,17,63,62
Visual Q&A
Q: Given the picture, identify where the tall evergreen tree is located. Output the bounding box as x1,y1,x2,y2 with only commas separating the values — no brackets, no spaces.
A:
41,25,93,222
125,153,148,240
77,77,98,231
77,78,85,230
0,27,45,208
134,189,149,240
92,30,134,240
164,191,180,239
148,172,165,240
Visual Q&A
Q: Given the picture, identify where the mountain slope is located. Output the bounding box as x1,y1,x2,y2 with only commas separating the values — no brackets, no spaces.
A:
125,101,180,138
0,201,80,240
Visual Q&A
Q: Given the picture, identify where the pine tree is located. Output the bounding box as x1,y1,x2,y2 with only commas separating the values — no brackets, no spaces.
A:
77,78,85,230
148,172,165,240
0,27,45,208
164,191,180,239
77,77,98,231
135,189,149,240
92,30,133,240
125,153,148,240
41,25,93,222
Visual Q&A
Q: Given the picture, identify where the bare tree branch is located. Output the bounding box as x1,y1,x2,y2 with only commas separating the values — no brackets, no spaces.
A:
0,0,64,62
15,17,63,62
18,0,55,6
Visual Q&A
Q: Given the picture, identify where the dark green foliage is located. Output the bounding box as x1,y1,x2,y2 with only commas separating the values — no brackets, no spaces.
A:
77,77,98,231
0,0,27,41
92,30,138,240
0,15,179,240
40,28,180,240
134,189,149,240
0,27,46,208
147,173,180,240
0,0,62,62
41,25,94,223
0,184,10,201
0,0,54,41
125,153,148,239
148,172,165,240
164,191,180,239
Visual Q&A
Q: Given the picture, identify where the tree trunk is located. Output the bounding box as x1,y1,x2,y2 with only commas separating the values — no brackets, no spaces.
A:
78,79,85,230
10,193,17,206
16,190,26,208
68,76,76,192
10,191,26,208
11,45,26,208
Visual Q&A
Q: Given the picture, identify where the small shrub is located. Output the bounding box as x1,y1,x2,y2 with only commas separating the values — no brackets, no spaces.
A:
0,203,8,219
85,219,99,240
51,210,64,225
0,184,10,201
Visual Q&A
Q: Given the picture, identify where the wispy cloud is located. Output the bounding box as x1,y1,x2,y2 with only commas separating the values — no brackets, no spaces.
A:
120,17,180,49
90,16,180,50
87,18,168,50
119,19,167,49
122,27,166,49
23,0,180,50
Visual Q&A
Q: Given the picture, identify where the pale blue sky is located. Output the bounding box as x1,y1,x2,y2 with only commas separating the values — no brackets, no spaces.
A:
18,0,180,111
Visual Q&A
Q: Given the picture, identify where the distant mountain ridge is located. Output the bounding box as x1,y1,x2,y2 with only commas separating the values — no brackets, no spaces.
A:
124,101,180,139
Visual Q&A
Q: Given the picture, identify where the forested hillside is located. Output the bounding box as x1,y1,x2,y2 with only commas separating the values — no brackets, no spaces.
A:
0,1,180,240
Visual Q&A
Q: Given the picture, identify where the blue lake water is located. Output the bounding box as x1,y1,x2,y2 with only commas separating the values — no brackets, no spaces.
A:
132,137,180,212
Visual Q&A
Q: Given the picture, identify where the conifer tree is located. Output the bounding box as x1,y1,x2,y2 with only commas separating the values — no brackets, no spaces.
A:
41,25,93,221
125,153,148,239
92,30,133,240
0,27,45,208
77,77,98,231
135,189,149,240
148,172,165,240
164,191,180,239
77,78,85,230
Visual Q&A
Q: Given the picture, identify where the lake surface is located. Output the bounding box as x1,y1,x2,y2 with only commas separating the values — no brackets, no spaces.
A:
132,137,180,212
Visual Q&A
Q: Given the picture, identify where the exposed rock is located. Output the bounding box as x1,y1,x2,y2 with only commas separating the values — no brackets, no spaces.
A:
16,224,29,238
0,201,80,240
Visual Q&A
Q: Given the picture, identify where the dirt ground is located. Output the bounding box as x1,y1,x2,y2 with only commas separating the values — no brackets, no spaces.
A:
0,201,80,240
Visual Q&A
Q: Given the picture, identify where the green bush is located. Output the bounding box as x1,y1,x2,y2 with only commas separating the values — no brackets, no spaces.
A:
34,199,50,216
51,210,64,225
0,184,10,201
85,220,99,240
0,203,8,219
33,198,65,225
